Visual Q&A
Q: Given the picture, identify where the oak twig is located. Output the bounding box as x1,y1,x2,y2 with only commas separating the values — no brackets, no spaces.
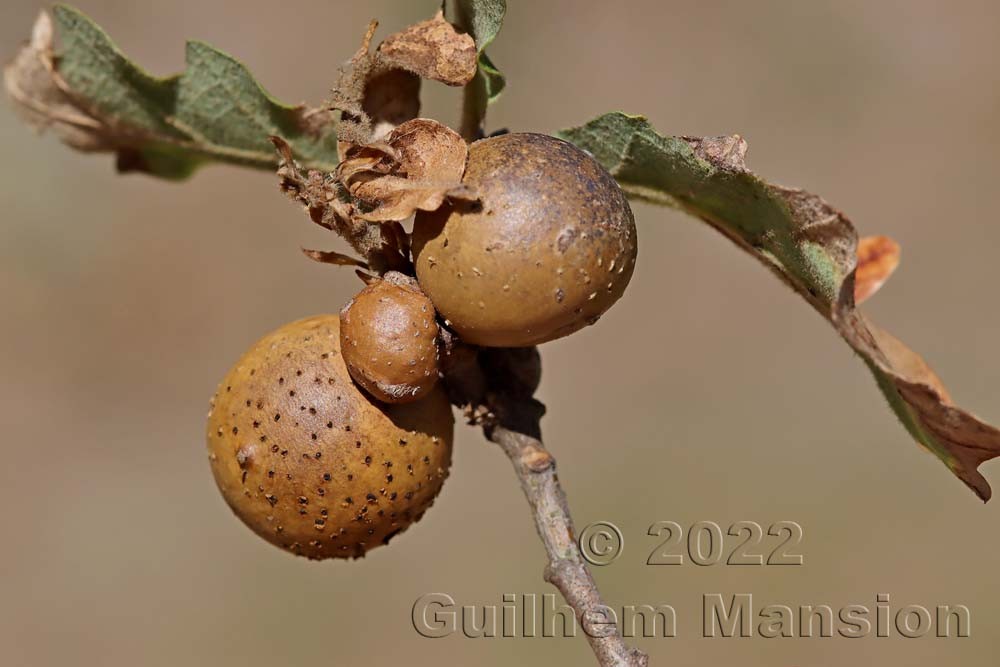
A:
442,343,648,667
487,419,649,667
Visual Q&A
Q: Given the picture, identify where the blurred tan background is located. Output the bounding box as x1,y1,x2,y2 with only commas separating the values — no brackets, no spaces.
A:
3,0,1000,665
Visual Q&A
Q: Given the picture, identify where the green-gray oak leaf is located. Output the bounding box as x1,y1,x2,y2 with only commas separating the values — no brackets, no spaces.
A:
4,5,339,179
561,112,1000,501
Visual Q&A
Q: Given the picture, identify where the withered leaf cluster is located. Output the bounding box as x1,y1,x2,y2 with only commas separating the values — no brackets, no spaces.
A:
277,11,481,273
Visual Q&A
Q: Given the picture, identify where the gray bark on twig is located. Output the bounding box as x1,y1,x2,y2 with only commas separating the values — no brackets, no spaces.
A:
442,342,648,667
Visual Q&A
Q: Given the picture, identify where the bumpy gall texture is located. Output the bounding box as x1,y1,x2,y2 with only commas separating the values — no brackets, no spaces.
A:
411,132,637,347
207,315,453,560
340,274,441,404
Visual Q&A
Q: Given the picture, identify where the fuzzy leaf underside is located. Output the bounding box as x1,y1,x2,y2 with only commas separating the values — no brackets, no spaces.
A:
561,112,1000,501
447,0,506,137
6,6,339,179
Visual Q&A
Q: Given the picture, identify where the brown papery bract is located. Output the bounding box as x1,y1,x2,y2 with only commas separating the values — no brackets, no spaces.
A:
338,118,473,222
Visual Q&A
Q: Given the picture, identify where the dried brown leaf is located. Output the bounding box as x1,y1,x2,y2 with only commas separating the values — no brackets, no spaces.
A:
337,118,473,222
863,318,951,403
331,10,475,150
356,68,421,144
377,10,477,86
272,136,348,231
329,20,422,149
272,136,408,273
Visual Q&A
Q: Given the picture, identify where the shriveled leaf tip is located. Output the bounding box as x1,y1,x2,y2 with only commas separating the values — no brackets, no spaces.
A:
3,11,110,152
855,235,901,305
